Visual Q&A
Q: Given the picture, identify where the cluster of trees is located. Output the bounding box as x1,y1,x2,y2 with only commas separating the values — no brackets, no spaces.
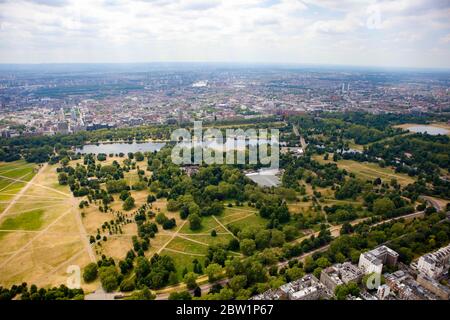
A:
0,283,84,300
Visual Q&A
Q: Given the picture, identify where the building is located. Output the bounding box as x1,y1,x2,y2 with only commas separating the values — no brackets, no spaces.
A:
384,270,438,300
279,275,330,300
377,284,391,300
251,275,331,300
417,244,450,279
358,246,399,274
320,262,364,291
416,273,450,300
56,121,69,134
250,289,282,301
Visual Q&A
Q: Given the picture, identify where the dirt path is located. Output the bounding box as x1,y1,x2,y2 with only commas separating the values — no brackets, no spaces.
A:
0,208,73,269
212,215,238,239
164,248,206,257
0,166,71,198
157,220,187,254
0,164,48,216
71,197,96,263
0,172,32,193
176,233,209,246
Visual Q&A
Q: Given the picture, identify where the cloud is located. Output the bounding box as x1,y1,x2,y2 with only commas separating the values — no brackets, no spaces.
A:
0,0,448,68
180,0,221,11
24,0,70,6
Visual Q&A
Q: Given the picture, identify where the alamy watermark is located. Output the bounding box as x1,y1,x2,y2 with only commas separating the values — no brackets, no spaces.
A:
170,121,280,169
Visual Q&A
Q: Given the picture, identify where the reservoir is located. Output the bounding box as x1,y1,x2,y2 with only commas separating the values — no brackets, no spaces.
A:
406,125,449,136
76,142,166,154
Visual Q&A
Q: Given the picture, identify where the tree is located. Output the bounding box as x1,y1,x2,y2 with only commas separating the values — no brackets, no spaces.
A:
286,267,304,282
184,272,198,290
98,266,120,292
169,291,192,300
255,230,271,249
134,152,145,162
335,282,360,300
123,196,135,211
119,278,135,292
156,213,168,225
211,230,217,237
83,263,98,283
240,239,256,256
373,197,395,217
119,190,131,201
58,172,68,185
229,275,247,292
147,195,156,204
129,287,155,300
205,263,223,282
335,252,346,263
270,230,285,247
340,222,353,235
228,238,240,251
283,225,299,241
188,213,202,231
316,257,331,268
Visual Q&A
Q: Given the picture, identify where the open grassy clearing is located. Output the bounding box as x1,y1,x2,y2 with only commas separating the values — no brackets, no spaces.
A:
226,213,268,230
0,161,38,213
0,163,94,288
0,209,45,231
161,250,206,279
314,156,415,186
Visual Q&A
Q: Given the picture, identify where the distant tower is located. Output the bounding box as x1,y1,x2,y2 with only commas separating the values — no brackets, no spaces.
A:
347,83,350,92
178,109,183,124
341,83,345,94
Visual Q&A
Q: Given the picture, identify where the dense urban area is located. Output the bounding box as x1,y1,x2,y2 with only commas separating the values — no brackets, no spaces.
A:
0,64,449,301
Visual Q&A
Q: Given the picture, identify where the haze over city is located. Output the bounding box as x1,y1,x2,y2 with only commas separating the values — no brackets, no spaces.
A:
0,0,449,68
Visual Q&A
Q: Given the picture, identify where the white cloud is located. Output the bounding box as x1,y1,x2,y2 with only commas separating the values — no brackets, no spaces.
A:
0,0,448,68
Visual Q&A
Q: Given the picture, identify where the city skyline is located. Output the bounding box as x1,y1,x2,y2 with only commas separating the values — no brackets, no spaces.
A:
0,0,449,68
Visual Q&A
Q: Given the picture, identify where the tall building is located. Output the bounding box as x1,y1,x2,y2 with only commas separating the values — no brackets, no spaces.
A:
358,245,399,274
178,109,184,124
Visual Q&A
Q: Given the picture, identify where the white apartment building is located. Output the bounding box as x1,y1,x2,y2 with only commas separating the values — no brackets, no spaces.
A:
417,244,450,279
358,245,399,275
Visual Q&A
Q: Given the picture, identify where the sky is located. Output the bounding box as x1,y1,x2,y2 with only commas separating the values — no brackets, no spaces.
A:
0,0,449,68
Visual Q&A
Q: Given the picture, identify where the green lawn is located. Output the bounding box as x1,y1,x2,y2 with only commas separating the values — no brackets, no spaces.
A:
180,215,224,234
0,161,37,210
162,250,206,280
165,237,209,255
227,213,267,230
0,209,45,230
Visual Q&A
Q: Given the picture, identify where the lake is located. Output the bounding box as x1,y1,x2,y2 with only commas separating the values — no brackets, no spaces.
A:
76,142,166,154
406,125,449,136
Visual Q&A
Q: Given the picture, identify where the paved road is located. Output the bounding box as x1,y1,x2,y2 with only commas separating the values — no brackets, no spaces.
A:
420,195,444,212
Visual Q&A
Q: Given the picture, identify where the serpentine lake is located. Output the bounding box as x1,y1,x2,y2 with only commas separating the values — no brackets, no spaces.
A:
76,142,166,154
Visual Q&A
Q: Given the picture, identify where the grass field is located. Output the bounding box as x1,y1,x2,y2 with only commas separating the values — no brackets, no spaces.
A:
0,161,96,290
314,156,416,186
0,161,37,213
0,209,45,231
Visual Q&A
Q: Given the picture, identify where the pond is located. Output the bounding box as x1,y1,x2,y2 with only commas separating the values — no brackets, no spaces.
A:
76,142,166,154
406,125,449,136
